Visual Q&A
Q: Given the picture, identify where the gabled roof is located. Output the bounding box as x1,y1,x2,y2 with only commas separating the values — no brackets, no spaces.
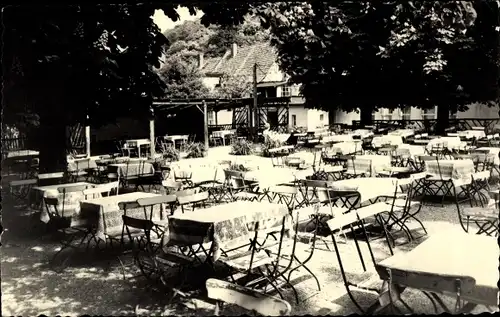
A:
201,42,278,82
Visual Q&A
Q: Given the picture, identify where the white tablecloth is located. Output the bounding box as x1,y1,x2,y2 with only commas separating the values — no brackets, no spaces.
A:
426,137,466,151
347,155,392,176
330,177,403,202
389,129,415,138
395,144,426,159
125,139,150,147
372,135,404,147
353,129,374,139
329,141,362,155
459,130,486,140
327,134,354,143
244,168,310,189
475,147,500,166
165,135,189,143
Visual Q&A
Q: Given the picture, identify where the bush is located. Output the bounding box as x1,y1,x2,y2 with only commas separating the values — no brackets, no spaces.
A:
161,146,180,161
261,133,285,157
228,163,251,172
185,142,207,158
230,139,254,155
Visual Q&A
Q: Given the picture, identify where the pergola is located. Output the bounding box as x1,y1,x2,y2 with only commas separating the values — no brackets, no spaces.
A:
78,96,291,158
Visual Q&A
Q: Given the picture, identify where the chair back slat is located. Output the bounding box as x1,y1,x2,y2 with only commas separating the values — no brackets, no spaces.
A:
122,215,154,231
206,278,292,316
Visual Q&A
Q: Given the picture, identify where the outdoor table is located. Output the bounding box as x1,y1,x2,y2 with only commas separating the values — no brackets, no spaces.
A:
330,177,405,203
426,137,465,152
353,129,374,139
328,141,362,155
125,139,151,157
425,159,475,182
244,167,311,190
328,134,354,143
32,181,95,223
167,201,290,260
395,144,425,159
376,231,499,309
459,130,486,140
388,129,415,138
164,135,189,149
108,161,155,179
79,191,163,241
67,156,99,172
372,135,404,148
475,147,500,166
349,154,392,176
6,150,39,158
212,130,235,146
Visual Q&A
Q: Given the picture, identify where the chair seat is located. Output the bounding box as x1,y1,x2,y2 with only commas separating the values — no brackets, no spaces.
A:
388,199,420,209
219,249,273,271
198,181,224,188
356,202,393,220
155,250,195,267
462,207,498,220
323,165,345,173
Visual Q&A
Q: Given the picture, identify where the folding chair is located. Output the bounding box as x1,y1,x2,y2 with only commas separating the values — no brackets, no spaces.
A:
173,169,193,187
197,167,227,203
68,158,90,182
206,278,291,316
325,209,400,314
256,210,321,304
223,170,260,202
122,215,194,294
459,189,499,236
48,184,93,270
9,178,38,203
177,190,209,213
266,185,299,212
162,179,183,195
268,148,287,168
343,156,371,179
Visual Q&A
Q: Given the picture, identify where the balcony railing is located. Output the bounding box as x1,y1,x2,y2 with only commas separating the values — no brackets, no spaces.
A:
352,118,500,133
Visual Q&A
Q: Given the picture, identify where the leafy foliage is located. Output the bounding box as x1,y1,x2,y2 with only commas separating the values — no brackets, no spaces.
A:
185,142,207,158
160,145,180,162
158,55,210,99
230,139,254,155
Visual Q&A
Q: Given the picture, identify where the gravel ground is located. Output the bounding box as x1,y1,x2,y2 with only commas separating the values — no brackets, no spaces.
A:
2,149,497,315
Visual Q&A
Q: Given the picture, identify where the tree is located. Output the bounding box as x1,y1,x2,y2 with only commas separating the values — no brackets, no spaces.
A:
200,1,498,132
158,55,210,99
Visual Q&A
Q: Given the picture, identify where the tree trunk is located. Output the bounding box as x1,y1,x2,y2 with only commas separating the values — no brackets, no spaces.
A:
359,108,373,128
435,105,450,136
38,111,68,174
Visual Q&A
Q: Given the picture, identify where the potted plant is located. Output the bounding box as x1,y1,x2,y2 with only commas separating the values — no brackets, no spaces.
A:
230,139,254,155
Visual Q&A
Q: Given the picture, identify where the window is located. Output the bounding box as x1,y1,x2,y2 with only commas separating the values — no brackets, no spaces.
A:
291,85,301,96
281,85,291,97
381,108,393,120
291,114,297,126
402,107,411,120
208,111,215,125
422,107,436,119
319,114,324,122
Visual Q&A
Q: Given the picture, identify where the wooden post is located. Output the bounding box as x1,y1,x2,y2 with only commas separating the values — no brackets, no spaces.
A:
85,115,91,157
85,125,91,157
203,100,209,151
150,107,155,158
252,63,258,141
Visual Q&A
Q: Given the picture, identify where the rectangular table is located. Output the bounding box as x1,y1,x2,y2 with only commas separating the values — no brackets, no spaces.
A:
372,135,404,148
67,156,99,172
377,231,499,308
32,182,95,223
389,129,415,138
108,162,155,178
330,177,405,203
328,141,362,155
167,201,289,247
425,159,474,181
79,191,162,241
459,130,486,140
6,150,39,158
349,155,392,176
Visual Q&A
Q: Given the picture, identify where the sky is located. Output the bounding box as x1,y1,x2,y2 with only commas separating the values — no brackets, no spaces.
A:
152,7,203,33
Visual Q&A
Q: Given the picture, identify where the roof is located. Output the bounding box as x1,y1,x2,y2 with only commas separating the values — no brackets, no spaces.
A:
201,42,278,83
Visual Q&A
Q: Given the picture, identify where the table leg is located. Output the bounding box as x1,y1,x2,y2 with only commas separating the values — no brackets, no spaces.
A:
138,146,141,158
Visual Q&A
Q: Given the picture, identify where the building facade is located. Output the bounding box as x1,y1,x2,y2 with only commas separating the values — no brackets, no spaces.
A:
200,42,329,131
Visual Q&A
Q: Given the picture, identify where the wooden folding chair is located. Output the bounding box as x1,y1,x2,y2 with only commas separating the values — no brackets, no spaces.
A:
206,278,292,316
325,208,399,314
223,170,260,202
177,190,209,213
